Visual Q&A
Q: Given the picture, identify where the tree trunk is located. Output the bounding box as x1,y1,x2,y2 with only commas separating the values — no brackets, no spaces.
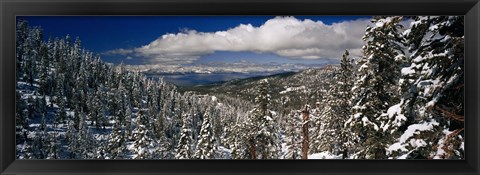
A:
342,148,348,159
301,106,310,159
341,129,348,159
249,139,255,159
374,147,386,159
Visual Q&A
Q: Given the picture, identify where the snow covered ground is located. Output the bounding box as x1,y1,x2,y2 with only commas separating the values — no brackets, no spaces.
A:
280,86,306,94
308,152,342,159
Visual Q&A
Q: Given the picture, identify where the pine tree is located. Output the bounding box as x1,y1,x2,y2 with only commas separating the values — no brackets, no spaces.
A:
229,119,250,159
16,92,29,142
194,110,217,159
108,113,127,159
154,131,173,159
31,126,47,159
346,16,406,159
243,79,281,159
23,27,42,87
329,50,355,158
65,109,96,159
387,16,464,159
57,96,67,123
96,141,108,159
97,86,109,130
45,130,59,159
124,102,134,140
66,118,79,159
309,102,324,154
47,112,60,159
311,103,335,154
284,111,302,159
16,19,29,79
307,66,339,155
175,113,194,159
132,111,155,159
76,110,97,159
38,41,50,95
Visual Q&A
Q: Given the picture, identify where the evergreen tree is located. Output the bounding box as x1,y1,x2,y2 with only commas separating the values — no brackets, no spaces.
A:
346,16,406,159
47,112,60,159
96,86,109,130
329,50,355,158
308,67,338,155
283,111,302,159
16,19,29,78
243,79,281,159
387,16,464,159
132,111,155,159
309,102,324,154
76,110,97,159
124,102,134,140
310,103,334,154
175,113,194,159
194,110,217,159
31,126,48,159
66,118,79,159
16,92,29,142
229,119,250,159
45,129,59,159
96,141,108,159
57,97,67,124
154,131,173,159
38,41,50,95
107,113,127,159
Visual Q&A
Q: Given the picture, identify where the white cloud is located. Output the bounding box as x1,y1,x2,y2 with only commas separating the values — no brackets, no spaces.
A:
102,48,134,56
113,16,372,64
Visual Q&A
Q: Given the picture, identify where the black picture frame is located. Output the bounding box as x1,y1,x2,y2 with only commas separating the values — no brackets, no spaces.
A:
1,0,479,175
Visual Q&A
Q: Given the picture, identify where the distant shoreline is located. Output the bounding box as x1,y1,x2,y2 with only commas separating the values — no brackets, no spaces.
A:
144,71,296,87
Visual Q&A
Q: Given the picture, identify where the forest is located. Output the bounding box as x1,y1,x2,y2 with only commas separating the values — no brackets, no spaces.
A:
15,16,464,159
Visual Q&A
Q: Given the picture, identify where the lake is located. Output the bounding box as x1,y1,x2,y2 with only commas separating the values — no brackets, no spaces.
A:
145,72,273,86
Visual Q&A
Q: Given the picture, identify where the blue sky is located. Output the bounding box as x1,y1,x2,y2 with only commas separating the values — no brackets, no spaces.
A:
17,16,371,67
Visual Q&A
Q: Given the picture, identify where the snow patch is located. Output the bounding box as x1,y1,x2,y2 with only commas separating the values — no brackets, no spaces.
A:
398,154,409,159
359,64,368,71
308,151,342,159
387,143,408,152
409,139,427,148
353,113,362,119
280,86,306,94
386,103,402,119
400,120,439,143
413,56,424,63
381,103,406,129
401,67,415,76
433,129,452,159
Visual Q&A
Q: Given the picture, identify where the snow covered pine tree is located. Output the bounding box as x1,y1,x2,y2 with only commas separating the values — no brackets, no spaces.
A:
346,16,407,159
194,109,217,159
387,16,464,159
243,79,281,159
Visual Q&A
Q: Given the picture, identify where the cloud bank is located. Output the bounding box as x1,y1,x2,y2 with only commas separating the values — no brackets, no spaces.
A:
109,16,371,64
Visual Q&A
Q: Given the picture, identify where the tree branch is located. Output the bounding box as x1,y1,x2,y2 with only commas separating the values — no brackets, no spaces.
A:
433,105,464,122
454,84,464,90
